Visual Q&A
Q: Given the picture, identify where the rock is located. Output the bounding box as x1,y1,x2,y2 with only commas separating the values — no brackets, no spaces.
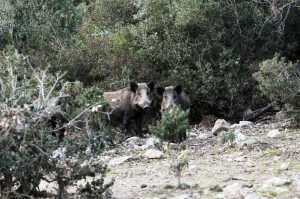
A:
280,163,290,170
291,176,300,192
189,132,198,137
231,121,253,129
140,137,160,150
171,194,193,199
267,129,281,138
212,119,230,136
273,156,281,161
188,165,198,171
223,182,245,199
235,156,247,162
244,194,266,199
265,177,291,186
108,156,132,165
144,149,164,159
198,133,210,140
141,184,147,188
126,136,139,143
146,136,160,146
276,111,291,121
234,130,247,142
259,177,292,192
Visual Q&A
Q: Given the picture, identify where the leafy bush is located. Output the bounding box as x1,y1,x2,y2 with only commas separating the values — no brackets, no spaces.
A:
150,107,190,188
253,54,300,108
0,49,113,198
220,129,236,147
150,107,190,143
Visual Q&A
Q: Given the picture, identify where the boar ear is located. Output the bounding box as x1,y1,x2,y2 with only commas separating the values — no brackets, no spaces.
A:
147,81,155,92
130,81,138,92
174,85,182,94
156,87,165,96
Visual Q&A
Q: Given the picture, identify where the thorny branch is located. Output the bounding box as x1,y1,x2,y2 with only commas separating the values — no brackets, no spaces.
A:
227,0,299,40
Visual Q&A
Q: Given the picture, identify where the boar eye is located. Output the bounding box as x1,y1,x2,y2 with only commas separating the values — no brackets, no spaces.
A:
164,96,168,99
138,92,142,96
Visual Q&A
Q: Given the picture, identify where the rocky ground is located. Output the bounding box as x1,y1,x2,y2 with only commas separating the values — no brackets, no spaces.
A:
39,117,300,199
101,118,300,199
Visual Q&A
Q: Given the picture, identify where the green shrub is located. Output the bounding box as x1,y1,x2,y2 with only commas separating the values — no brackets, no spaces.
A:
150,107,190,143
150,107,190,188
0,49,113,198
253,54,300,109
220,129,236,147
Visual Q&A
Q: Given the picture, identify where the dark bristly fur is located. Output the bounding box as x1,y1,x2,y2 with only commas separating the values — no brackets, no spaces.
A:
103,81,155,137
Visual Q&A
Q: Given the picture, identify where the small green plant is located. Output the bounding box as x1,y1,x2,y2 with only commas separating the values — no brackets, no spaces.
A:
293,113,300,127
150,107,190,143
150,107,190,188
220,129,236,147
209,184,223,192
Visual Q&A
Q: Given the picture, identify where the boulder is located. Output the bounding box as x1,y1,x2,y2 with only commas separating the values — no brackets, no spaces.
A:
144,149,164,159
231,121,253,129
267,129,281,138
212,119,230,136
223,182,245,199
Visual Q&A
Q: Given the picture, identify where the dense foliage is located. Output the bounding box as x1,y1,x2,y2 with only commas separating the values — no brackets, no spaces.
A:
0,49,112,198
2,0,300,121
253,54,300,108
1,0,300,197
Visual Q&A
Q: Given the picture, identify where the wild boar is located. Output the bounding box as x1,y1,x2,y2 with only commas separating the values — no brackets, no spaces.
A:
157,85,190,113
103,81,155,137
157,85,190,141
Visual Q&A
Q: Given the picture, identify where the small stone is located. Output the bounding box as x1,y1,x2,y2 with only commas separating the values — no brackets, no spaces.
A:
171,194,193,199
145,136,160,146
291,176,300,192
244,194,266,199
141,184,147,188
245,161,255,168
223,182,245,199
235,156,247,162
280,163,289,170
231,121,253,129
144,149,164,159
108,156,132,165
188,165,198,171
140,137,160,150
267,129,281,138
273,156,281,161
234,130,247,143
264,177,291,186
198,133,210,140
126,136,139,142
189,132,198,137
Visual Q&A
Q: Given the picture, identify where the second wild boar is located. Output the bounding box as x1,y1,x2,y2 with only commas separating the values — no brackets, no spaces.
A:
157,85,190,141
103,81,155,137
157,85,190,113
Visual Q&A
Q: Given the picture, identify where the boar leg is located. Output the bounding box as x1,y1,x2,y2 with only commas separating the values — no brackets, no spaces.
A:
135,116,144,138
122,114,131,135
181,131,187,141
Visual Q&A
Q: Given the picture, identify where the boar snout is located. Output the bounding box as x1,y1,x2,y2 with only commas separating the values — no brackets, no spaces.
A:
137,102,151,111
144,105,150,111
162,104,174,113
